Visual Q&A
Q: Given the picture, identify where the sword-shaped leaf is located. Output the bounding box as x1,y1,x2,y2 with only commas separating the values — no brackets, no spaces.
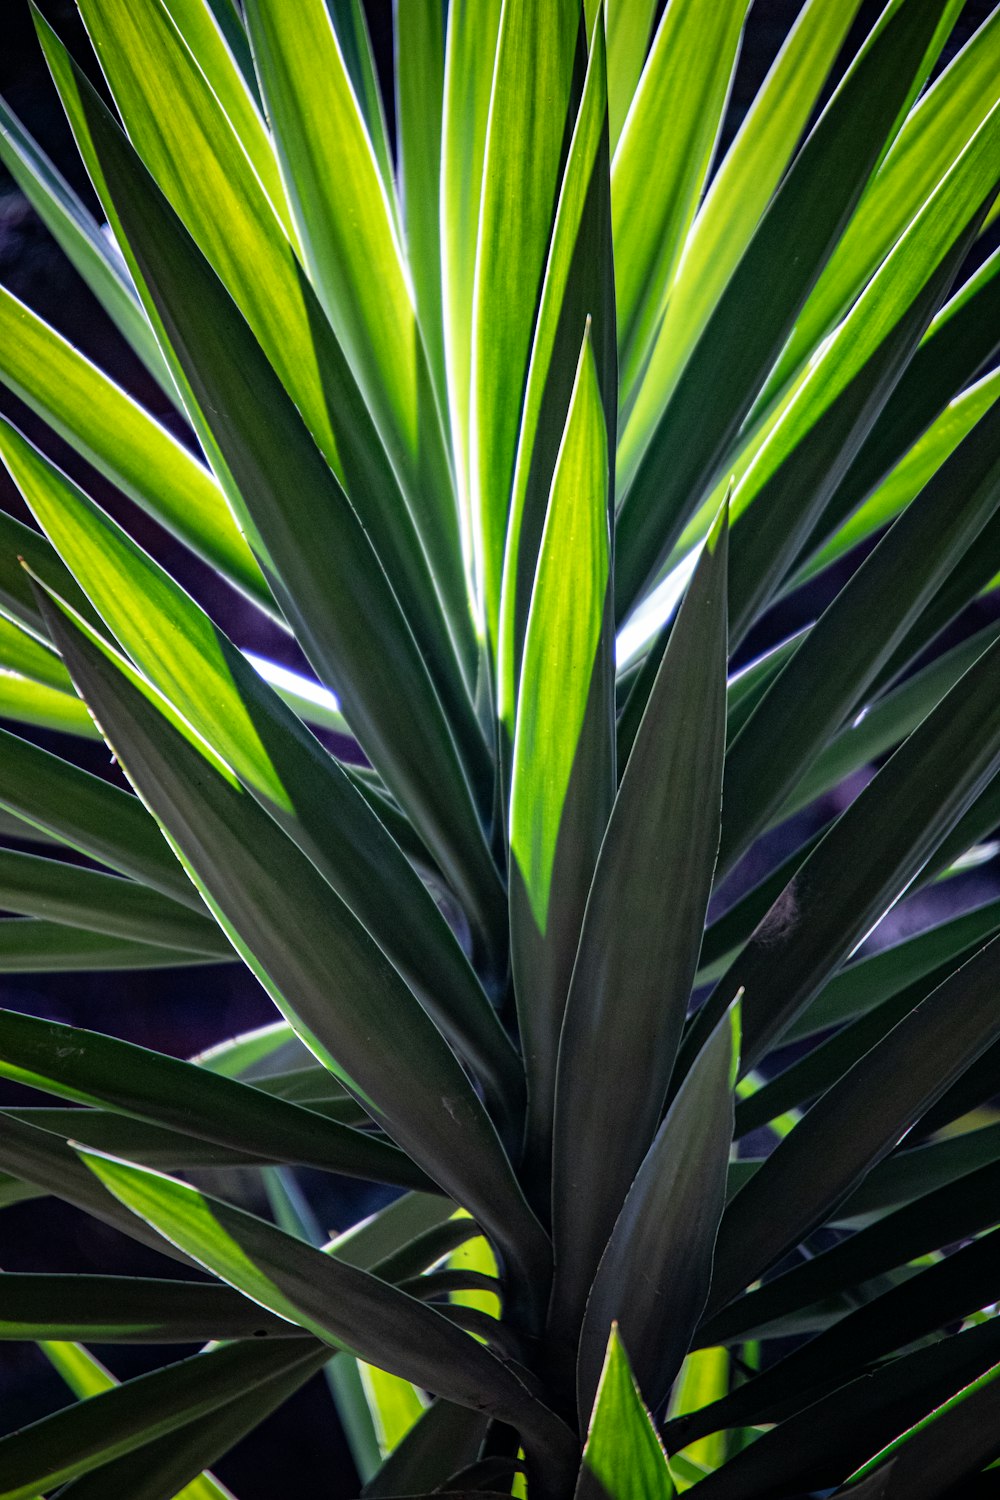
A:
575,1326,676,1500
394,0,447,408
841,1358,1000,1499
0,286,265,609
54,1347,325,1500
763,1,1000,407
680,1317,1000,1499
604,0,658,150
614,0,955,619
0,726,199,908
78,1150,575,1478
625,0,863,454
577,1002,739,1421
0,1337,321,1500
0,1273,300,1343
719,383,1000,873
0,1011,433,1188
508,330,614,1196
699,1158,1000,1348
471,0,582,644
687,627,1000,1076
54,77,499,941
0,419,518,1120
707,933,1000,1318
36,589,545,1285
242,0,462,632
722,101,1000,651
612,0,746,401
498,15,615,749
440,0,503,592
550,504,727,1344
0,919,216,973
0,96,170,391
39,11,473,716
0,854,226,956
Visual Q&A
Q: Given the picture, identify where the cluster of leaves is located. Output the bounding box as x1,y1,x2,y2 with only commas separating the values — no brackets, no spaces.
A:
0,0,999,1495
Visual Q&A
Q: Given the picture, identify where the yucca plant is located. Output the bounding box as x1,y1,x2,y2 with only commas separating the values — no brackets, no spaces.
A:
0,0,1000,1494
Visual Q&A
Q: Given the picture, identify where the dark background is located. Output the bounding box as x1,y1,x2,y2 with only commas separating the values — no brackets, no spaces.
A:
0,2,997,1494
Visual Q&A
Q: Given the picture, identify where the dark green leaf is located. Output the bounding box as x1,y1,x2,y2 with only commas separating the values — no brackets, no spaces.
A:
0,1011,432,1188
688,626,1000,1076
0,1337,321,1499
0,852,226,956
707,933,1000,1317
576,1001,739,1420
0,1273,301,1343
80,1150,576,1479
0,919,218,973
36,590,545,1287
719,388,1000,873
550,506,727,1345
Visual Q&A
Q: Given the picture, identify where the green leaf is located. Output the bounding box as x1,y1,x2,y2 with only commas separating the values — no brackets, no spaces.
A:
0,1337,321,1500
719,385,1000,873
35,590,545,1285
843,1358,1000,1498
156,0,291,240
699,1157,1000,1348
54,75,501,944
508,329,615,1193
0,289,267,611
679,1316,1000,1500
440,0,503,596
0,725,200,909
614,0,957,619
0,1010,433,1188
791,249,1000,583
0,1110,198,1263
54,1347,322,1500
394,0,447,409
0,853,226,956
79,1150,575,1477
722,102,1000,651
0,919,217,973
7,1105,305,1169
0,96,171,392
577,1001,739,1421
837,1122,1000,1223
686,1225,1000,1439
707,933,1000,1318
242,0,463,641
549,505,727,1345
575,1327,676,1500
359,1363,427,1459
612,0,746,401
38,9,474,720
773,618,1000,829
0,1273,302,1343
785,893,1000,1045
688,625,1000,1077
0,503,97,644
0,670,96,740
471,0,582,643
0,613,71,690
604,0,658,151
0,418,518,1121
360,1398,490,1499
327,0,397,211
498,14,615,745
623,0,864,452
762,1,1000,408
